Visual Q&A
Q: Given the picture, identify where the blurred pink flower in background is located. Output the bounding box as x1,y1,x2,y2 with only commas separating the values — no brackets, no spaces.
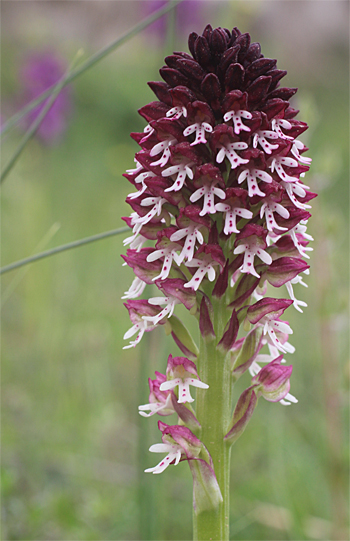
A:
19,52,72,144
143,1,207,42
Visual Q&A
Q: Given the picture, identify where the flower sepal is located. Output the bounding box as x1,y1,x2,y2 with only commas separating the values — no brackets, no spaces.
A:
231,326,264,377
189,455,223,515
224,386,258,445
252,355,292,402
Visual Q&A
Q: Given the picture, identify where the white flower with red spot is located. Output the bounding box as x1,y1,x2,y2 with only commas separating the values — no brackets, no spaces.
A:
253,130,279,154
183,121,213,146
150,138,177,166
234,225,272,278
190,182,225,216
291,139,312,164
145,442,182,474
270,155,299,183
162,162,194,192
271,118,293,140
223,109,252,134
134,196,167,226
281,179,312,210
166,105,187,120
184,255,220,290
123,318,155,349
216,141,249,169
146,245,182,281
170,224,204,263
289,221,314,259
215,202,253,235
143,295,180,325
160,355,209,403
260,199,290,232
238,167,272,198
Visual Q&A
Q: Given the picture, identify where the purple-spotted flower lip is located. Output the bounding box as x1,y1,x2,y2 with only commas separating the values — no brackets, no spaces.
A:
144,420,202,475
160,354,209,404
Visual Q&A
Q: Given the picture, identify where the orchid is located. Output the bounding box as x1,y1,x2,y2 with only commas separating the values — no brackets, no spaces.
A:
122,24,316,540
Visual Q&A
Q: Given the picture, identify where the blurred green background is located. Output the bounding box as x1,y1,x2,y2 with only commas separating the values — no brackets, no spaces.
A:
1,1,349,540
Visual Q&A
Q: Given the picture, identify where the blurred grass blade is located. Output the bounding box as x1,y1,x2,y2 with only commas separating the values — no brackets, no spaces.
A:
0,49,84,184
1,222,61,307
1,0,184,138
0,226,129,275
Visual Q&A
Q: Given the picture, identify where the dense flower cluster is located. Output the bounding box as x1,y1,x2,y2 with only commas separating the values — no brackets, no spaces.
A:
122,25,316,486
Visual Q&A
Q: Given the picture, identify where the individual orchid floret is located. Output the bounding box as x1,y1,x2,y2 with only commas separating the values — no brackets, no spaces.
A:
216,141,249,169
247,298,295,354
190,181,225,216
253,129,279,154
285,274,308,313
223,108,252,134
215,187,252,235
146,228,183,281
252,356,293,402
291,139,312,164
189,164,226,216
261,256,310,289
184,120,213,146
138,371,174,417
280,178,311,210
160,355,209,404
234,224,272,278
134,196,167,226
289,221,314,259
123,230,148,251
121,276,147,299
145,441,182,474
260,198,290,232
127,171,156,200
123,299,162,349
183,101,215,146
184,249,222,291
270,154,299,183
150,138,177,167
143,294,180,325
216,203,253,235
210,124,249,170
162,162,194,192
222,90,253,134
170,207,210,263
238,165,272,198
166,105,187,120
145,421,202,474
249,352,298,406
271,117,293,140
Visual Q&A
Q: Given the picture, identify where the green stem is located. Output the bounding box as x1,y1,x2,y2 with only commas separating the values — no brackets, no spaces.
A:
194,295,233,541
0,226,129,275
